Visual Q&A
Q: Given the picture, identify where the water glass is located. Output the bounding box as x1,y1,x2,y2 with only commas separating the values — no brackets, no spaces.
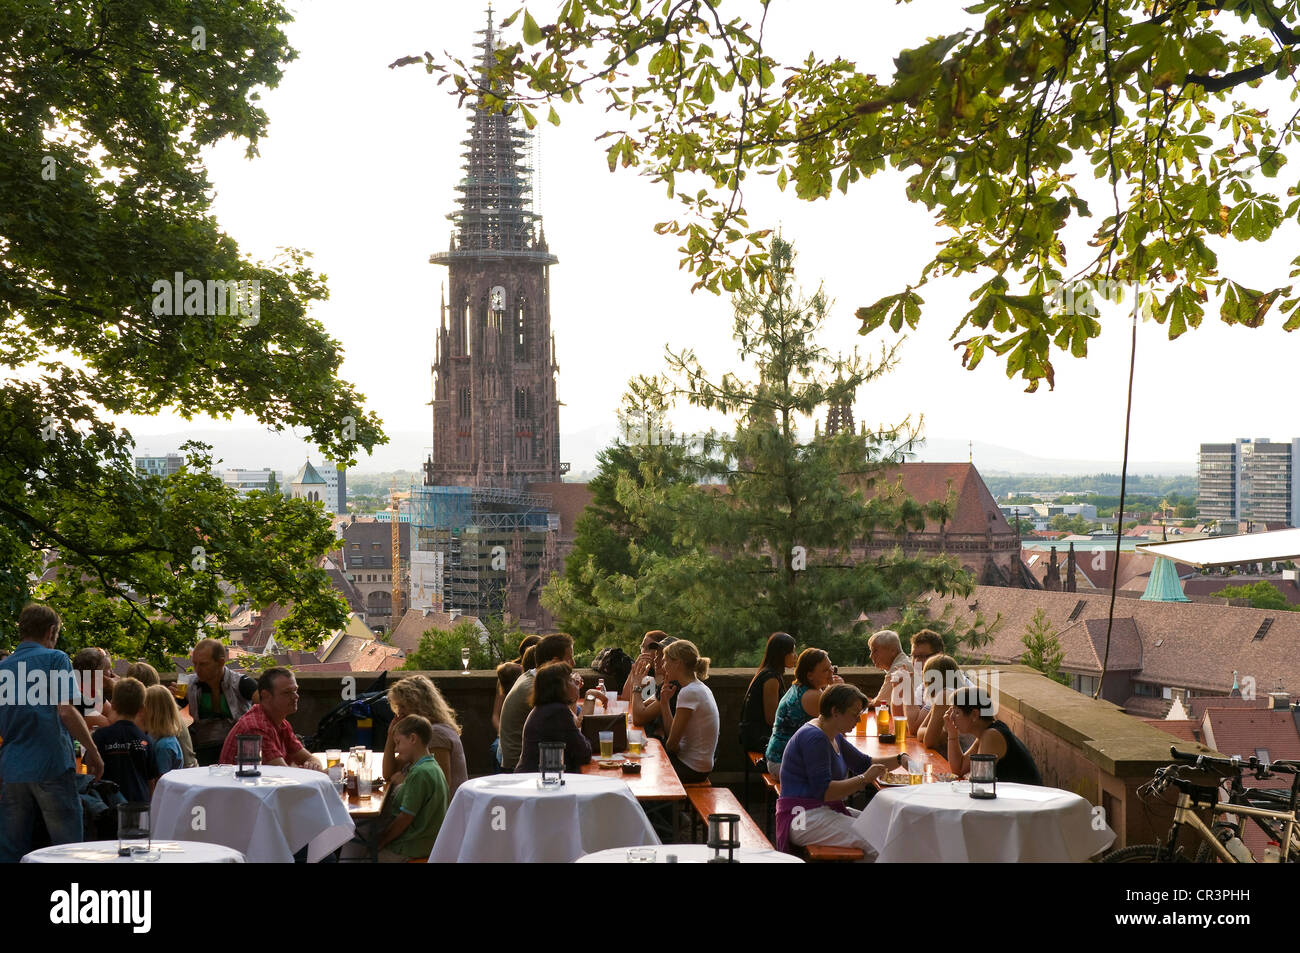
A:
357,763,372,799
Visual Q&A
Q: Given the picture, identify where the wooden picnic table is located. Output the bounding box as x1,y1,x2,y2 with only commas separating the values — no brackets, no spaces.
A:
312,749,387,818
844,725,954,779
579,738,685,802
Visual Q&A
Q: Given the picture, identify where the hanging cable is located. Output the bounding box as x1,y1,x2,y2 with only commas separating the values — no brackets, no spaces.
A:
1094,297,1138,702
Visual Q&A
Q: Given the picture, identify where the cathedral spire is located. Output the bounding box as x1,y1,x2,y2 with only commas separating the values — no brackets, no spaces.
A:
431,9,557,264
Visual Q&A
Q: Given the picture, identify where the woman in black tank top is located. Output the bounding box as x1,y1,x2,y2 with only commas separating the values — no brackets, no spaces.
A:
739,632,797,752
943,686,1042,785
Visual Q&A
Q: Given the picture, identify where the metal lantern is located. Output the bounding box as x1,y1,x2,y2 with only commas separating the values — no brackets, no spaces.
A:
706,813,740,863
235,733,263,777
538,742,566,788
117,802,151,857
970,753,997,799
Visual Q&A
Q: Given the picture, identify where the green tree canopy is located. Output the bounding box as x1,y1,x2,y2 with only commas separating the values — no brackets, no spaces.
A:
1213,580,1294,611
2,2,384,657
543,237,971,664
413,1,1300,390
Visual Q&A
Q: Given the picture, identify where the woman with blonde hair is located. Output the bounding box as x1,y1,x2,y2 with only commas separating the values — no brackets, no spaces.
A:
140,684,187,775
383,675,467,795
658,640,719,783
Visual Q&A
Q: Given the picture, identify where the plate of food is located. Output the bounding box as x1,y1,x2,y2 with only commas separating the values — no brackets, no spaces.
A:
877,772,912,786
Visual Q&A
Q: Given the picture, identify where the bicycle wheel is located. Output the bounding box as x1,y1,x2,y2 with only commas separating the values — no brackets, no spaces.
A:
1101,845,1180,863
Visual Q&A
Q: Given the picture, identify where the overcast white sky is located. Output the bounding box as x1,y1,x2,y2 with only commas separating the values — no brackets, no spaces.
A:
112,1,1300,470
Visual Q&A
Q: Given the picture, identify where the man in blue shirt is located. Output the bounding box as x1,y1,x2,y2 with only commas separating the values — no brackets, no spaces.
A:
0,604,104,862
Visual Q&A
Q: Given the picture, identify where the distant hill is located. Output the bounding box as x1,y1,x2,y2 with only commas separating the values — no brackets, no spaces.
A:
908,438,1193,477
127,426,1193,479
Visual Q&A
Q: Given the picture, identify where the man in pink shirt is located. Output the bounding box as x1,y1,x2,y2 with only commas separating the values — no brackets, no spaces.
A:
219,667,323,769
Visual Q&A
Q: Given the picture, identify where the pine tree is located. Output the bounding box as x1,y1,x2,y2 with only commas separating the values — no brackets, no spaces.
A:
1021,608,1069,685
545,238,971,664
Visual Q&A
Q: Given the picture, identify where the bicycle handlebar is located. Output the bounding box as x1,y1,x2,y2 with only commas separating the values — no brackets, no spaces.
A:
1170,746,1299,775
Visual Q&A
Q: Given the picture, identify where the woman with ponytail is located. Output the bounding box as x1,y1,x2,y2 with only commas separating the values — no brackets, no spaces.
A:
658,639,719,783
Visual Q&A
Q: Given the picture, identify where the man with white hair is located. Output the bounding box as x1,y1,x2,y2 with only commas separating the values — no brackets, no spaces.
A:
868,629,918,720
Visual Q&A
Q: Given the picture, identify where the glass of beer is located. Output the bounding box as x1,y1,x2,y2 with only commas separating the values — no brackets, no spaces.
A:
325,749,341,769
599,731,614,759
627,729,644,756
856,709,868,735
895,715,908,746
172,679,187,702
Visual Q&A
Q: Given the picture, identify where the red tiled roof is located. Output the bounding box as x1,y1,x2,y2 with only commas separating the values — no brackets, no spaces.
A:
1141,719,1203,744
1202,709,1300,762
353,640,405,672
930,586,1300,694
1183,577,1300,606
389,609,482,654
849,462,1015,536
1187,695,1271,721
1082,618,1142,670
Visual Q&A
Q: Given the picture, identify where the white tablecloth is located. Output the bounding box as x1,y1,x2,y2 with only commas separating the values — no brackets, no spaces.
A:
855,782,1115,863
151,767,354,863
429,773,659,863
22,840,245,863
576,844,802,864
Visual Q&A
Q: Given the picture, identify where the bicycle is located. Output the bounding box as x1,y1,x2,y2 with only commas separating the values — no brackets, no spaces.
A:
1103,746,1300,863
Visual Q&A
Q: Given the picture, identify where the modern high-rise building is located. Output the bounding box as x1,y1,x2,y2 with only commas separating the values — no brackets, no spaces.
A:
1198,438,1300,527
135,453,184,477
423,9,565,491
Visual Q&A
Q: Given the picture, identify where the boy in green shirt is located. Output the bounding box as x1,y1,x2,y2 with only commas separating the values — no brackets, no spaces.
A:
377,714,449,862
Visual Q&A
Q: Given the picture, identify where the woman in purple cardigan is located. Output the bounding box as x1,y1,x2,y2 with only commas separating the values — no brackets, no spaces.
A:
775,684,908,857
515,662,593,774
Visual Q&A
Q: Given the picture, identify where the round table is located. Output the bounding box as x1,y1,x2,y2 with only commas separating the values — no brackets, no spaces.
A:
22,840,245,863
854,781,1115,863
576,844,802,864
429,773,658,863
151,766,355,863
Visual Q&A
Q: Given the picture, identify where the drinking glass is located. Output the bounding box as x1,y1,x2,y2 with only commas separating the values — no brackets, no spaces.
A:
357,763,372,799
627,729,644,756
325,749,342,769
599,731,614,759
894,715,908,746
461,647,471,674
909,756,924,785
117,803,151,857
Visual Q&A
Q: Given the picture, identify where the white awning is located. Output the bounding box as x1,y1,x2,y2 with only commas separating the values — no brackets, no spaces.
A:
1137,528,1300,567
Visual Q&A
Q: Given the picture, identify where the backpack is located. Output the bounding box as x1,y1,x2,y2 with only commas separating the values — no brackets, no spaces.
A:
304,672,394,751
590,647,634,691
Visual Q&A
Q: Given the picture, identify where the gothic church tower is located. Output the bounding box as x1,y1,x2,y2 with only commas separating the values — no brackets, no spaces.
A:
424,9,564,489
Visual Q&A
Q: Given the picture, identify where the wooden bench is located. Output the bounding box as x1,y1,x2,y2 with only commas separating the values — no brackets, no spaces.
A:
686,785,773,850
760,772,781,837
798,844,865,863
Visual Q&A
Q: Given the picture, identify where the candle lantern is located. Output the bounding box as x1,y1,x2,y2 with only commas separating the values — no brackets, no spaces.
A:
706,813,740,863
235,734,263,778
538,742,566,788
970,753,997,799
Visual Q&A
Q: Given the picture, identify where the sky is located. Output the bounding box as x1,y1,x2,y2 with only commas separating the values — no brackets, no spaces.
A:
110,1,1300,472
